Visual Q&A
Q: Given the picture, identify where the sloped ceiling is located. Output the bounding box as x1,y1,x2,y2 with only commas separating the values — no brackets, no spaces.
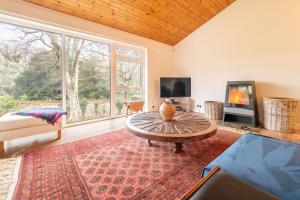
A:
22,0,235,45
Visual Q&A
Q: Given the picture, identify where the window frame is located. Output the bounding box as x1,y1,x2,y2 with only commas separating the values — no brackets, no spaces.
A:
110,45,144,116
114,46,144,90
0,14,146,127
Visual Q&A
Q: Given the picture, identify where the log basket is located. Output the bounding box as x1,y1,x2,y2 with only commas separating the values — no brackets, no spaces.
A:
204,101,224,120
263,97,298,133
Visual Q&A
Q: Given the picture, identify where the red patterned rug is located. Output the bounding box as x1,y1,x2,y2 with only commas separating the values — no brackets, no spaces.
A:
13,129,240,200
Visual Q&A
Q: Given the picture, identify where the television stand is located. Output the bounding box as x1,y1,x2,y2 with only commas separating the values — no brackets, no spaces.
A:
169,97,191,112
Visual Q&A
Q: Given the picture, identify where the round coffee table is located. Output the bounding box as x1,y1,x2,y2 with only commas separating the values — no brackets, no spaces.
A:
125,111,217,153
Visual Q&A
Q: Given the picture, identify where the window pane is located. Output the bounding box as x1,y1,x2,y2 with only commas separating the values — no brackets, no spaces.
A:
0,22,62,117
116,47,140,58
117,61,141,88
66,36,110,123
114,91,143,115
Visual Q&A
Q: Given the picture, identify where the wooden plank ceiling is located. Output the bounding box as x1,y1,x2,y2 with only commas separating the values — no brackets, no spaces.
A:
22,0,235,45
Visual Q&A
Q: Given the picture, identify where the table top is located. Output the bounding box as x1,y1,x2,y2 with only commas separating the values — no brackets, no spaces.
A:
126,111,217,143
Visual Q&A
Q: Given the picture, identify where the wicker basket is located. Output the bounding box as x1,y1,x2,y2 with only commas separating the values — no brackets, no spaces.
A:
204,101,224,120
263,97,298,133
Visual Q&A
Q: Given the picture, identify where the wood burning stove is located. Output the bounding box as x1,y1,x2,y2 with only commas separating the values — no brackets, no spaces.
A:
223,81,259,127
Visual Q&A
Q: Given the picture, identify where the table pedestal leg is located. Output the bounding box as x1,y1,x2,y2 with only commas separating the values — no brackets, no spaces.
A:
148,139,152,146
174,143,183,153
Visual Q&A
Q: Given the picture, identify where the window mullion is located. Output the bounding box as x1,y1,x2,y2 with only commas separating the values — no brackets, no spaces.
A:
61,33,67,127
110,45,117,117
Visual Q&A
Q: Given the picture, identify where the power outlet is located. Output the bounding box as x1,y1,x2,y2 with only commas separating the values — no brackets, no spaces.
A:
196,104,202,112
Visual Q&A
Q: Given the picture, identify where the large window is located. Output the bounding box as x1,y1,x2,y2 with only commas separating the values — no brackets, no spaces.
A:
0,19,145,124
0,22,62,116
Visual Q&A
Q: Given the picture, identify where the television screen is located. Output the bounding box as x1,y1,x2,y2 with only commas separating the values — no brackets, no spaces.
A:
160,77,191,98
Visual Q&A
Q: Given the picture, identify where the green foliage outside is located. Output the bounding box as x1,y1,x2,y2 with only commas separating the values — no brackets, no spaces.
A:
78,60,110,100
13,52,62,101
115,101,124,115
0,96,18,116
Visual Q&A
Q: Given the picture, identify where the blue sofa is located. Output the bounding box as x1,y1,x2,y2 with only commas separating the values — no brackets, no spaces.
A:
203,133,300,200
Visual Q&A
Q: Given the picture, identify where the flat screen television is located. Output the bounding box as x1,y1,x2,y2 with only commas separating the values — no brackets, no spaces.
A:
160,77,191,98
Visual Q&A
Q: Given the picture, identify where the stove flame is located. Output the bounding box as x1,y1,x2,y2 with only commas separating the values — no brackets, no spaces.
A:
228,87,250,105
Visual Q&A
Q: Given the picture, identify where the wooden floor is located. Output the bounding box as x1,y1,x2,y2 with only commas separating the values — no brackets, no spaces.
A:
257,128,300,144
1,117,300,157
219,121,300,144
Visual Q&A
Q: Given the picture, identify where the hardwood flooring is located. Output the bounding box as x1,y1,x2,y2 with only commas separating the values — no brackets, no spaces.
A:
219,121,300,144
257,128,300,144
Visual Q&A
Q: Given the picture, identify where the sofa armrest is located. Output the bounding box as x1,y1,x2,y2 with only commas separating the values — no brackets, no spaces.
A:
180,166,280,200
180,165,221,200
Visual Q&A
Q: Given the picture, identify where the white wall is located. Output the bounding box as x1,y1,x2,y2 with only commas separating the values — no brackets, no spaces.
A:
0,0,174,110
174,0,300,128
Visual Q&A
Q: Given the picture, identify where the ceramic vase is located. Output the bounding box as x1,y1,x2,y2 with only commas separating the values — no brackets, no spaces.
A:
159,100,176,121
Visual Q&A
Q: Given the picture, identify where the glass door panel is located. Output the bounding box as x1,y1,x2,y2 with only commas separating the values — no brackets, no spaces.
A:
66,36,110,123
113,60,143,115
